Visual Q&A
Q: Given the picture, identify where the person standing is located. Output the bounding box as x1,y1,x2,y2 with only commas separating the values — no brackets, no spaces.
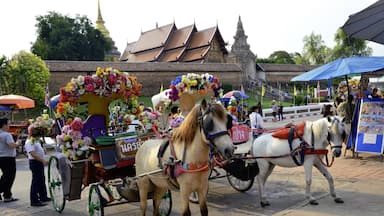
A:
278,102,284,121
249,106,264,139
0,117,21,202
24,125,51,207
271,100,278,122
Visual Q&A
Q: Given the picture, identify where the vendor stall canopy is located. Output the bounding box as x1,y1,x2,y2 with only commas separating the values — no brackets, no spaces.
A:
0,94,35,109
291,56,384,81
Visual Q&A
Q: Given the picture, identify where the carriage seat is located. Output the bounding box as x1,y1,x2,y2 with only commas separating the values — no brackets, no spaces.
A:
272,122,305,140
81,114,106,138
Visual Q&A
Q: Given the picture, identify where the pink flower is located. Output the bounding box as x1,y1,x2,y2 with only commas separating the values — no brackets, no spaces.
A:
84,76,93,85
70,117,83,131
85,84,95,92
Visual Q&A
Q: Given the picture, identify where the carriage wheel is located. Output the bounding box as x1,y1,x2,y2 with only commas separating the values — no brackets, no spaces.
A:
48,156,66,213
227,175,254,192
88,184,104,216
158,190,172,216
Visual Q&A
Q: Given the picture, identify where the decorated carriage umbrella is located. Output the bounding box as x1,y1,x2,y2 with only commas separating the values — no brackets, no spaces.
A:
222,90,249,99
0,94,35,109
49,94,60,110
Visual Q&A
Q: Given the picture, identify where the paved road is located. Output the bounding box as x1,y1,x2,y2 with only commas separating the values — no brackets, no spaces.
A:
2,115,384,215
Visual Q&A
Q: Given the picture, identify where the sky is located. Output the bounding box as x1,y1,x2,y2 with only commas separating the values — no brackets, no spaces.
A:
1,0,384,59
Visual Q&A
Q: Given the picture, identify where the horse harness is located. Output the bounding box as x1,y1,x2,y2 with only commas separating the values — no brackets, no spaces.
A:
157,104,232,188
287,118,344,166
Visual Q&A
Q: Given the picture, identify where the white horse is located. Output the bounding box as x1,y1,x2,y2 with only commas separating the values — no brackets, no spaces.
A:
135,100,234,216
251,116,347,207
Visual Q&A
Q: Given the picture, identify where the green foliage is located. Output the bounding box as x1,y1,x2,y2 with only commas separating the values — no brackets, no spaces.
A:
0,56,10,95
294,95,304,106
7,51,50,106
222,82,233,93
31,11,112,60
302,32,329,65
256,58,275,63
268,50,295,64
328,28,373,61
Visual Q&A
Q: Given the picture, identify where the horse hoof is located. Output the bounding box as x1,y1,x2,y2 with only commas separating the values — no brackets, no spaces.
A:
260,201,270,207
309,200,319,205
334,197,344,203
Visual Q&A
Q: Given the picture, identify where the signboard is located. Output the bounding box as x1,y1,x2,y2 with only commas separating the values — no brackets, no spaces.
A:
355,98,384,154
231,124,249,144
115,135,144,160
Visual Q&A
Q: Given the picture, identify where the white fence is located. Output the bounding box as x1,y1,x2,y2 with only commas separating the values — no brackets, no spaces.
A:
261,103,330,121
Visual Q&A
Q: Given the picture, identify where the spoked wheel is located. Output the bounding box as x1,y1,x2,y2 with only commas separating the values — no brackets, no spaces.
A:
88,184,104,216
159,190,172,216
48,156,66,213
227,175,254,192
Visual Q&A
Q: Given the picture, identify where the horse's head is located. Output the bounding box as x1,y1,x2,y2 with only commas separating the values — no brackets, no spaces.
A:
327,116,347,157
199,99,234,159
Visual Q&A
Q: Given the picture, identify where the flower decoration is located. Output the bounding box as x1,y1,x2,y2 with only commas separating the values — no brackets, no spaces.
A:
56,117,91,161
167,73,221,101
56,67,142,118
29,110,55,138
170,115,185,129
138,107,160,131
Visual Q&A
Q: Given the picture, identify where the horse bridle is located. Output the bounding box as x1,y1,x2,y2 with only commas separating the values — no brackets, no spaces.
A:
198,104,232,151
327,117,346,151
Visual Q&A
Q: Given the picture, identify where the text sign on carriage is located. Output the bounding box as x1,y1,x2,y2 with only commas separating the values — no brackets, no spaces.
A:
115,135,143,160
231,125,249,144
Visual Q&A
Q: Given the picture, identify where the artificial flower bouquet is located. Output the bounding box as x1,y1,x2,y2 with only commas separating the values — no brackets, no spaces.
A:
29,110,55,137
167,73,221,101
56,67,142,119
56,117,91,161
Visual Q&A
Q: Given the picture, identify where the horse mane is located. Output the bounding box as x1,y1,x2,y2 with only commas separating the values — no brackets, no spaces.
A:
171,104,200,145
307,118,329,148
171,102,227,145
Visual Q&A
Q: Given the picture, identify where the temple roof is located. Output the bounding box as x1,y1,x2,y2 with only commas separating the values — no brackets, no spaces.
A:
132,23,175,53
121,22,228,62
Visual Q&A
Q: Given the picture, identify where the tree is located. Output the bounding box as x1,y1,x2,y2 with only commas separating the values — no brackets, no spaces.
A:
7,51,50,106
302,32,330,65
291,52,310,65
31,12,112,61
268,51,295,64
0,56,10,95
329,28,372,61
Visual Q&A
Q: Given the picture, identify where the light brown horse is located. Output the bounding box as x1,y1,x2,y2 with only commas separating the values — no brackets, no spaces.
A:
135,99,234,216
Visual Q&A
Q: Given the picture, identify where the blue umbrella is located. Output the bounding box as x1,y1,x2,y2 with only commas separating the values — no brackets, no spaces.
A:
291,56,384,81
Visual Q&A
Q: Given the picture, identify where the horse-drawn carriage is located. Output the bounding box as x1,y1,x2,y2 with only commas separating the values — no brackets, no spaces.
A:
47,68,172,215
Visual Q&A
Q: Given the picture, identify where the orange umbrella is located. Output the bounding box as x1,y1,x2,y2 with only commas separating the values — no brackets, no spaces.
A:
0,94,35,109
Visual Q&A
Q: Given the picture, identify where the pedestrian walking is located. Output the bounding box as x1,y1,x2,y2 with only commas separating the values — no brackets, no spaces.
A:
0,117,21,202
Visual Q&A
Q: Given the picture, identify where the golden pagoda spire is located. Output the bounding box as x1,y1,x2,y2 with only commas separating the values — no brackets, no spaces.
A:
96,0,110,38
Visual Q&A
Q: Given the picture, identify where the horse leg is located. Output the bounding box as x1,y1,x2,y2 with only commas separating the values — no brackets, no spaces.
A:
197,184,209,216
314,161,344,204
180,186,192,216
303,159,317,205
257,160,275,207
137,177,151,216
152,187,168,216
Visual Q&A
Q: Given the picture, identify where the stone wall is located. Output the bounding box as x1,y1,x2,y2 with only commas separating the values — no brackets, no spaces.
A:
46,61,242,96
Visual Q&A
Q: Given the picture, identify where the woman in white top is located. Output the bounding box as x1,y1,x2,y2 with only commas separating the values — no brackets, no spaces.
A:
249,105,264,139
24,126,50,207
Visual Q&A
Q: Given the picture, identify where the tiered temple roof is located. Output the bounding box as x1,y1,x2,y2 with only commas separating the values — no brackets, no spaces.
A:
120,22,228,63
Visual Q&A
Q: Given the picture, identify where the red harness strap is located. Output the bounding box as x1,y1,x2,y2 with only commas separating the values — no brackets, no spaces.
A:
304,149,328,155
